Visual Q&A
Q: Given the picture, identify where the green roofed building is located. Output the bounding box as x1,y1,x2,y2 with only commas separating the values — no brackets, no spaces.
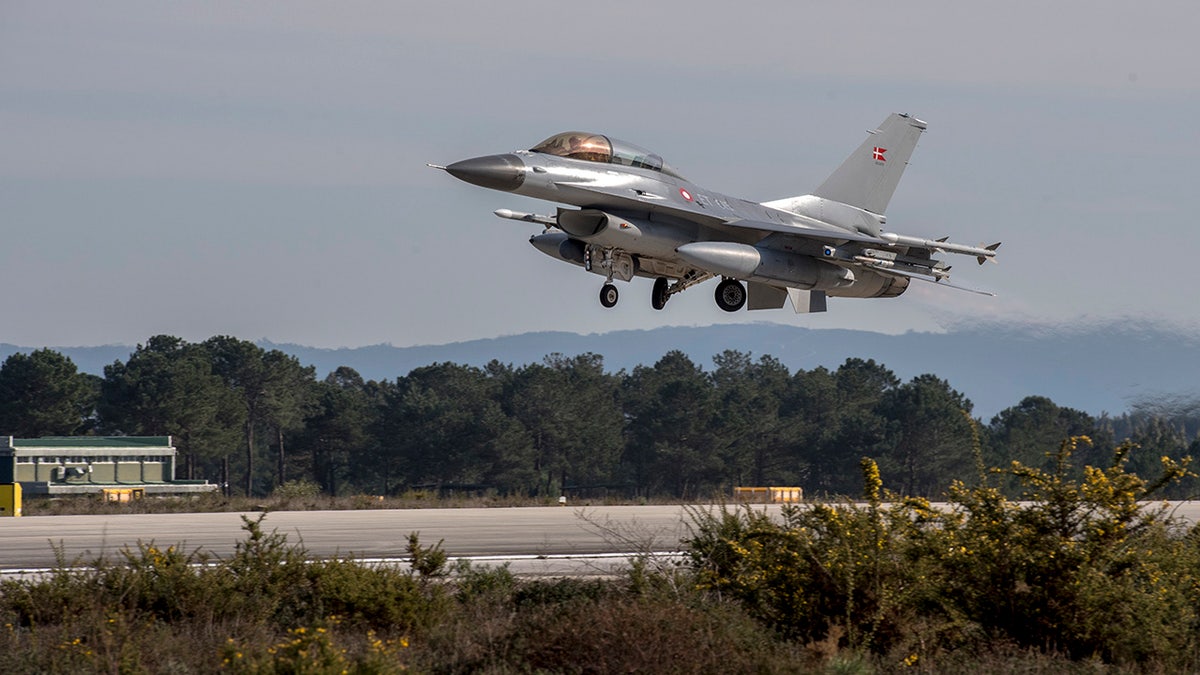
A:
0,436,217,496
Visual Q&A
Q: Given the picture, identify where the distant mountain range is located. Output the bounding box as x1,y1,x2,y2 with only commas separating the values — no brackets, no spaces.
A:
4,323,1198,419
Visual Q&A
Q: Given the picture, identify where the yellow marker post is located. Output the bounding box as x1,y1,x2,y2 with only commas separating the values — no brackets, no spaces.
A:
0,483,22,517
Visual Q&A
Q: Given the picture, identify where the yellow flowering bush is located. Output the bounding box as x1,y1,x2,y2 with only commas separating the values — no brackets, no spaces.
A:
687,437,1200,667
222,618,411,674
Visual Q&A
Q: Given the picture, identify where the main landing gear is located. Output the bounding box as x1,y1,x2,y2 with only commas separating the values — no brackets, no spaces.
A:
599,277,668,310
595,274,742,312
651,277,669,310
715,278,746,312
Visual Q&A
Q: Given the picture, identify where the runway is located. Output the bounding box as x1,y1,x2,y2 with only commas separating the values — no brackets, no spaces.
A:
3,502,1197,575
0,505,737,574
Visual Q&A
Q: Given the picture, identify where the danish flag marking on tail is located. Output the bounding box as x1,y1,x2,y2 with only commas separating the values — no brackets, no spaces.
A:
872,146,887,162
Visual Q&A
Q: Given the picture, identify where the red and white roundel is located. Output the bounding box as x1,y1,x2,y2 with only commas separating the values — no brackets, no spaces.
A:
679,188,694,202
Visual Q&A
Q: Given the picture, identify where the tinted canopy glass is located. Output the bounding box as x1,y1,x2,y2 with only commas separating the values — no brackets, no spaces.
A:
529,132,684,179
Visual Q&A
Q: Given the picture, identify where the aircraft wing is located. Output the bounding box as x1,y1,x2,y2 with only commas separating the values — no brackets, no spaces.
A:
552,181,727,226
553,179,999,264
722,217,888,246
553,180,885,244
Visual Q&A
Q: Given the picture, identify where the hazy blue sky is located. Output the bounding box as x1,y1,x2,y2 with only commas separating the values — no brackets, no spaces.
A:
3,1,1198,348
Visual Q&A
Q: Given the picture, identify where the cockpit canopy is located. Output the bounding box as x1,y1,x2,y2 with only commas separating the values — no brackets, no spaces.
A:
529,132,685,180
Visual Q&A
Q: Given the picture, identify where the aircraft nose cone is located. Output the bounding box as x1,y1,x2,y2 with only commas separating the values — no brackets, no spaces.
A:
446,153,525,192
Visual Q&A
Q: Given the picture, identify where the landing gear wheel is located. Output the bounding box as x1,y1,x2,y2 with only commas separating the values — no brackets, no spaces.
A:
599,283,619,308
715,278,746,312
651,277,669,310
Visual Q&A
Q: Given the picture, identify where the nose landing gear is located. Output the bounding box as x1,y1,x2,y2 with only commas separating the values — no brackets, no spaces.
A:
599,283,619,308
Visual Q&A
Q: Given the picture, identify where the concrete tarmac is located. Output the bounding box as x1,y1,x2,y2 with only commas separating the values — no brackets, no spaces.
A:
3,501,1198,573
0,505,731,571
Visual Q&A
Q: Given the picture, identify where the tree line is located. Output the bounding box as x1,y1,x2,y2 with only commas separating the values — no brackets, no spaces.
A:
0,335,1197,499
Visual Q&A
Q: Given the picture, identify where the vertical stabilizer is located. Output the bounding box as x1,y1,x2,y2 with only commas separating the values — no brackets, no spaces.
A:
813,113,926,215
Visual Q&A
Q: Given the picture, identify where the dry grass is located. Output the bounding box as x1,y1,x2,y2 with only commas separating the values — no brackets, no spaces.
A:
21,490,690,516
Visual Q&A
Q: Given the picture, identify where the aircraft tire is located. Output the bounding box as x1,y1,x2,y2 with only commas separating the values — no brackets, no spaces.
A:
651,277,669,310
599,283,619,308
715,278,746,312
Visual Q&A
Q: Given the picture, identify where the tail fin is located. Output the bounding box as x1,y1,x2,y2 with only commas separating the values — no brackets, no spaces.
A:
813,113,926,215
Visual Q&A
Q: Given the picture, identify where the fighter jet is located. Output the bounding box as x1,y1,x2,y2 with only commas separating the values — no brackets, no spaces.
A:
432,113,999,313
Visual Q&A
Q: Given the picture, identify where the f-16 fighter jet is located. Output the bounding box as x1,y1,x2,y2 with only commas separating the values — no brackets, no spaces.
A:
432,113,999,313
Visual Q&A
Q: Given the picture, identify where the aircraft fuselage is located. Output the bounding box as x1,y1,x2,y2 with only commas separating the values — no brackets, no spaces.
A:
437,117,998,313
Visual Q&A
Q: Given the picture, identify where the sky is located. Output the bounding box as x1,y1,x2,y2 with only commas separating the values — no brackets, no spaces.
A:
2,1,1199,349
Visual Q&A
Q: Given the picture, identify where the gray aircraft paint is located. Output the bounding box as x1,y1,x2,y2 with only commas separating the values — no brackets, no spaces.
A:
436,114,999,314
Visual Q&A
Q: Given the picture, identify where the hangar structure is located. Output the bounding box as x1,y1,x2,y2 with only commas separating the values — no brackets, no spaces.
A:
0,436,218,496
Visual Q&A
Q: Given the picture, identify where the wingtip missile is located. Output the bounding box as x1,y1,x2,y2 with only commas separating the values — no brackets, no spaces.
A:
977,242,1002,265
882,232,1001,263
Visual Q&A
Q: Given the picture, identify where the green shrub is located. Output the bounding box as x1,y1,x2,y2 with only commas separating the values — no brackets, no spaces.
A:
508,594,800,674
222,618,412,675
8,448,1200,674
513,577,612,609
686,437,1200,668
406,531,448,579
453,560,518,605
308,558,443,632
688,459,937,651
272,479,323,499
